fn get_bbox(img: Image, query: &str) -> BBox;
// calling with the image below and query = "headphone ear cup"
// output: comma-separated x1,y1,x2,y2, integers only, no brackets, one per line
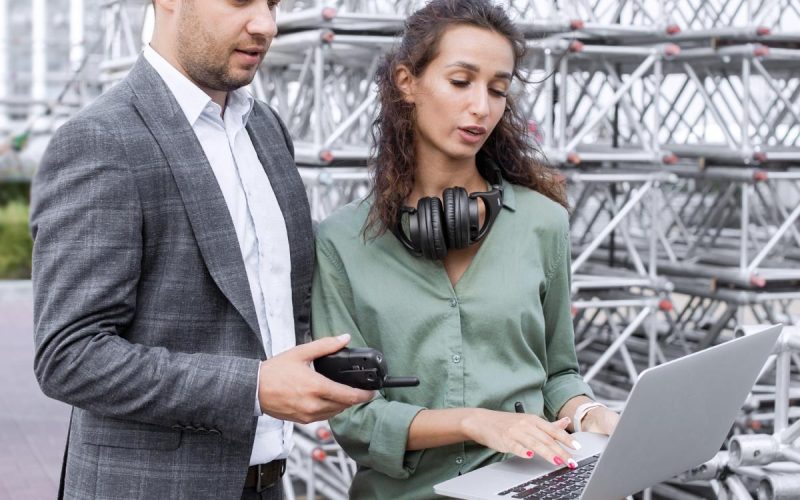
444,187,471,250
418,197,447,260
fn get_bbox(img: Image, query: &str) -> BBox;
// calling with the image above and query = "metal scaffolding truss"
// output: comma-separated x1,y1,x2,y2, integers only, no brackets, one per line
275,0,598,38
298,167,371,221
573,292,674,401
277,0,800,36
565,170,676,403
276,0,577,32
665,47,800,164
522,41,680,166
667,278,800,350
566,170,676,292
285,422,355,500
260,37,800,168
656,167,800,287
255,31,393,165
667,0,800,35
98,0,147,88
82,2,800,170
523,41,800,166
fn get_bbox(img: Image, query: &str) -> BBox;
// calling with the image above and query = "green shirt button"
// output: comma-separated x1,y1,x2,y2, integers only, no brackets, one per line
452,354,461,363
455,456,464,465
449,298,458,307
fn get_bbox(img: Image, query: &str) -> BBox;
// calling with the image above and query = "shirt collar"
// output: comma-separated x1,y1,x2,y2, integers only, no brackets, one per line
500,178,516,211
142,45,255,127
226,86,256,127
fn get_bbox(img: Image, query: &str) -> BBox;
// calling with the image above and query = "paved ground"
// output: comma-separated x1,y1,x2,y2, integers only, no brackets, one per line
0,280,70,499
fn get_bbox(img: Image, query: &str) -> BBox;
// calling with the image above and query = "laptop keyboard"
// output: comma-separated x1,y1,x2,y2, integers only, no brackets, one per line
497,454,599,499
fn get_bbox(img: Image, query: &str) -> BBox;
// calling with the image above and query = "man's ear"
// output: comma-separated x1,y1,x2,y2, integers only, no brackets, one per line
395,64,416,104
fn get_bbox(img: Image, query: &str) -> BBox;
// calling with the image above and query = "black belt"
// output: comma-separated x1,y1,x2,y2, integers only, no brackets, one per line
244,459,286,493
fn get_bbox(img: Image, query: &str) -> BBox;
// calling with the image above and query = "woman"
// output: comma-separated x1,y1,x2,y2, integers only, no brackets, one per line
311,0,620,497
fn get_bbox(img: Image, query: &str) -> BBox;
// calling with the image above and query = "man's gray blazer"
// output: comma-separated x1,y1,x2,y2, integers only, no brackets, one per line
30,57,314,499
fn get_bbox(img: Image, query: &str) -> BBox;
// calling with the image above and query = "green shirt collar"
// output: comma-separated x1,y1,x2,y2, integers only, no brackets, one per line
500,178,517,212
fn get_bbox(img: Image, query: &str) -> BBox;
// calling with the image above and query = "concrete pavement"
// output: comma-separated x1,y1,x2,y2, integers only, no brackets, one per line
0,280,70,499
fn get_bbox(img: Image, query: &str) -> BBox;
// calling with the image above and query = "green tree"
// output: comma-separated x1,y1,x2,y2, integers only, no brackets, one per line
0,201,33,279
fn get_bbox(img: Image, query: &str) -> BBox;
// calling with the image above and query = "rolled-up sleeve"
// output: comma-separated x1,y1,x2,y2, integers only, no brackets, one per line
541,220,594,421
312,235,426,478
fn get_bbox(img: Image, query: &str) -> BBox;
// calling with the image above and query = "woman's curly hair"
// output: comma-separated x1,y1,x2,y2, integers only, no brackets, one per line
364,0,567,238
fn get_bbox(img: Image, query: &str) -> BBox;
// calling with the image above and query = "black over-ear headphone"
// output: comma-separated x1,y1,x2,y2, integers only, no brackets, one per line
393,161,504,260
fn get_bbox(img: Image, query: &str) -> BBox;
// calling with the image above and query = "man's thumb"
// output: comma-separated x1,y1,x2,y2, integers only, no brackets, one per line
296,334,350,361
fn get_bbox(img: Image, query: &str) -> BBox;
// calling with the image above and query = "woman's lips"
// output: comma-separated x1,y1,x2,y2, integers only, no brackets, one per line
458,126,486,144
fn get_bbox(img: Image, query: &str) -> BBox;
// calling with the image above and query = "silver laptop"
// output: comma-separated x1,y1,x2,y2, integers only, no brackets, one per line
434,324,783,500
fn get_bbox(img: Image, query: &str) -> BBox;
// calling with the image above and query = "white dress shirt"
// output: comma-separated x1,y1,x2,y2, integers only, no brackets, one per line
143,46,296,465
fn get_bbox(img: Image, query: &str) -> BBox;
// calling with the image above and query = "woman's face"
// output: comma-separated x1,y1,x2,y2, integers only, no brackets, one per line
399,25,515,164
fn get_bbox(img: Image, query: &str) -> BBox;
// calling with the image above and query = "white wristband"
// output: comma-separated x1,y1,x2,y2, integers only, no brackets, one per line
573,402,606,432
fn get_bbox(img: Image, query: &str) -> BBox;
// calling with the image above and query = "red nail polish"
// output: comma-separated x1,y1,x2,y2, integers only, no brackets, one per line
526,451,533,458
568,461,576,470
553,456,564,466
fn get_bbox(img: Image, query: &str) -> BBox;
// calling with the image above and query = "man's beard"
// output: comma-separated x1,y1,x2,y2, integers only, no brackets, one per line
175,5,255,92
182,49,252,92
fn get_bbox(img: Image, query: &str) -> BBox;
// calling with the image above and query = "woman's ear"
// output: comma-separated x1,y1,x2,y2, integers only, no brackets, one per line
394,64,416,104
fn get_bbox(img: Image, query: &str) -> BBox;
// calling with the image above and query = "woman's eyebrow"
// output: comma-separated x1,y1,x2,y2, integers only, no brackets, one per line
445,61,512,80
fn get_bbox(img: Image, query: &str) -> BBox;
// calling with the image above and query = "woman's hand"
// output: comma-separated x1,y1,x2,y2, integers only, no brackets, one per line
462,409,582,469
579,407,620,436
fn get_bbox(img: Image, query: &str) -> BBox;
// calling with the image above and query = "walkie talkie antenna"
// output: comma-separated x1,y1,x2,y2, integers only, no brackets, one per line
383,376,420,388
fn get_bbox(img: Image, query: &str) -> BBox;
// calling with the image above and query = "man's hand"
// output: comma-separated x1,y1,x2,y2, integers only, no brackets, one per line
258,334,374,424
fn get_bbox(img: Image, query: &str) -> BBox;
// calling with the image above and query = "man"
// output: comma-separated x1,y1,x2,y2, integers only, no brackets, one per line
30,0,373,498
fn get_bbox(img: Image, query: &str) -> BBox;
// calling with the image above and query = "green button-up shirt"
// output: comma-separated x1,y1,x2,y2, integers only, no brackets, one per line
311,181,593,499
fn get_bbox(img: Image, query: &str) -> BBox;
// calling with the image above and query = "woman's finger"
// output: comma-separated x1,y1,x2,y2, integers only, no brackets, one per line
540,417,581,451
507,438,536,460
521,426,576,470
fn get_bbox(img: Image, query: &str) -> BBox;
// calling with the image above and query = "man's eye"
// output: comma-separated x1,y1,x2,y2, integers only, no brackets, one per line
450,80,469,87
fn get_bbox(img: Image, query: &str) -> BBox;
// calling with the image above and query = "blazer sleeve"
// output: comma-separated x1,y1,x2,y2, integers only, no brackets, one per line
30,116,260,444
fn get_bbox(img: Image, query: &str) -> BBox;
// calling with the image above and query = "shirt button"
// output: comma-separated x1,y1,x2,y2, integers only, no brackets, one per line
452,354,461,363
449,298,458,307
455,456,464,465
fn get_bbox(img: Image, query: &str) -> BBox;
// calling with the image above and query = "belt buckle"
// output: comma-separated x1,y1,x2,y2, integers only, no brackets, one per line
255,460,285,493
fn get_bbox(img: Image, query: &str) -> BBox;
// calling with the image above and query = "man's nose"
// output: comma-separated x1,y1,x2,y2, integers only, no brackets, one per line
247,3,278,39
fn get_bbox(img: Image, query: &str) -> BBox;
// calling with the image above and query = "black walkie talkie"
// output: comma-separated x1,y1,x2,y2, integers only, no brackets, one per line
314,347,420,390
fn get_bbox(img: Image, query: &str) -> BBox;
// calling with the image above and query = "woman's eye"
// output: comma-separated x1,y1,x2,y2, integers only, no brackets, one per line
491,89,508,98
450,80,469,87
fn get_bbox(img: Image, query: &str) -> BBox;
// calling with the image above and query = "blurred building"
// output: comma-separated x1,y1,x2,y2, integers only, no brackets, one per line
0,0,147,177
1,0,106,124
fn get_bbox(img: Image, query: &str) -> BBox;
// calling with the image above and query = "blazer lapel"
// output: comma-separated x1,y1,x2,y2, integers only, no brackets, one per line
125,58,262,341
246,106,315,345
